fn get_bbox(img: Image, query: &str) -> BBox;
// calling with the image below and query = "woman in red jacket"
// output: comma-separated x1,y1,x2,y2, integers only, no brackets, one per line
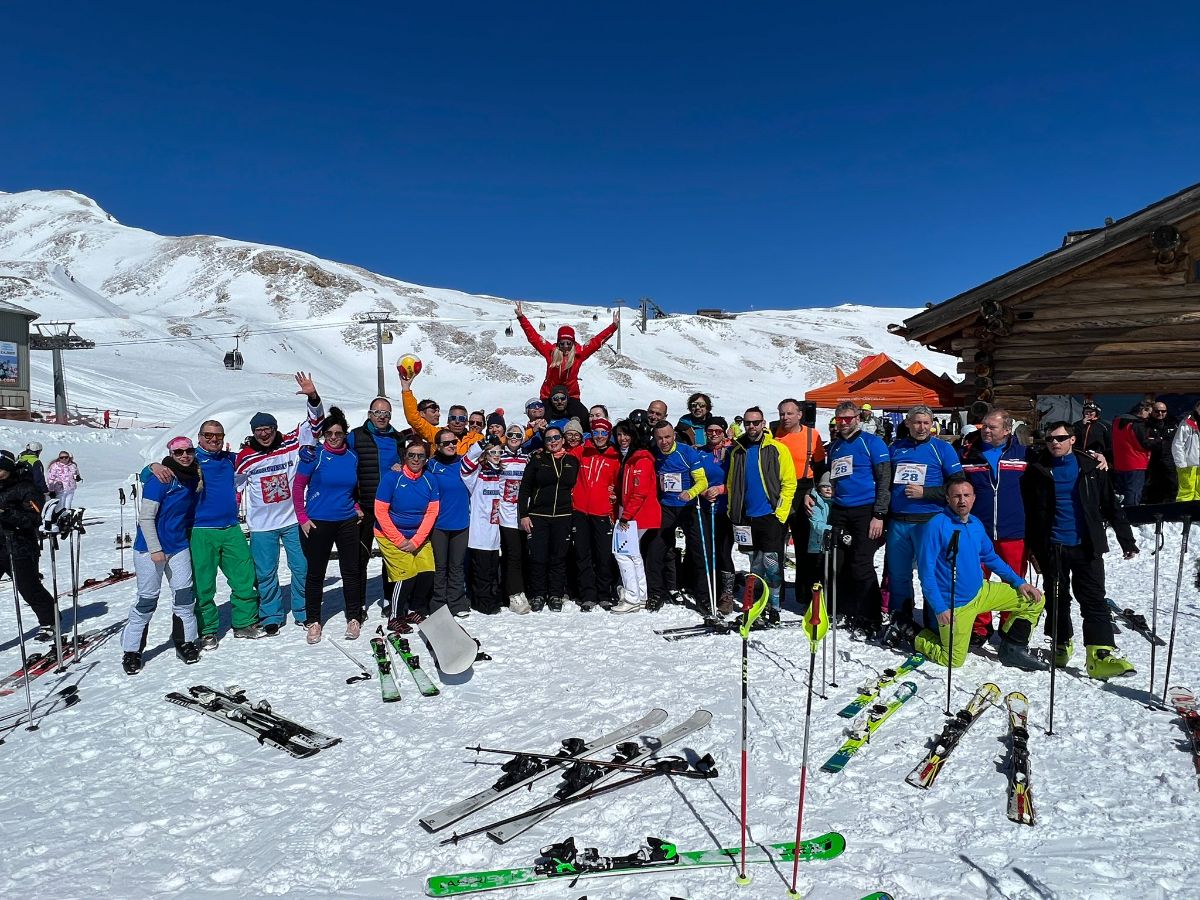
610,419,662,613
515,301,617,401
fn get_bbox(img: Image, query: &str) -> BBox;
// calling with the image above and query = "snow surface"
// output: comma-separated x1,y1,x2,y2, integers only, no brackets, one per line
0,191,1198,899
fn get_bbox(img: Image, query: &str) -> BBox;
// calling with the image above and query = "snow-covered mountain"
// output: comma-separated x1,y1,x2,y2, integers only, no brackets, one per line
0,189,954,430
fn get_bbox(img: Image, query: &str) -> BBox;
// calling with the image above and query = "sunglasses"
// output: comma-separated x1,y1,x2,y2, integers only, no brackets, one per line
200,431,224,439
545,435,564,442
1046,434,1073,443
526,404,544,410
369,409,391,418
592,429,610,437
325,430,346,438
448,415,467,423
835,415,858,423
507,431,525,438
405,452,427,460
690,401,708,408
470,421,485,428
744,419,765,426
172,448,195,457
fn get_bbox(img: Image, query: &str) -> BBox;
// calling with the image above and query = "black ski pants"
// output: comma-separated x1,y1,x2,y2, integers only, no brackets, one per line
528,515,572,601
828,503,883,629
301,517,363,625
784,485,815,600
390,570,434,619
470,548,503,614
431,527,469,615
499,525,526,599
1044,542,1113,647
572,511,616,606
648,504,711,608
356,506,394,614
0,549,56,628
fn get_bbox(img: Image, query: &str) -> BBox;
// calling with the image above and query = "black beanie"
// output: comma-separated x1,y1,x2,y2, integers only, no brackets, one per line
486,411,506,430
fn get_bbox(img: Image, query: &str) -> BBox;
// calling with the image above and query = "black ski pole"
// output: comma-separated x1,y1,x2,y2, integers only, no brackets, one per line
1046,543,1062,737
944,527,960,717
4,533,38,731
829,527,840,689
1158,516,1191,706
70,510,84,659
117,487,126,572
1147,513,1164,703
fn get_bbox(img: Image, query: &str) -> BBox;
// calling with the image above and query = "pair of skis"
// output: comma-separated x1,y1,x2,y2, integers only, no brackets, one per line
654,617,809,641
164,685,341,758
904,684,1035,825
370,629,440,702
423,832,846,896
822,682,918,773
836,653,926,718
423,709,712,844
1106,598,1166,646
0,622,122,697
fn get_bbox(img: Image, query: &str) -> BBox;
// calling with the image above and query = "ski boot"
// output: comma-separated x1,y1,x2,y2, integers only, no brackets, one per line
547,596,565,612
198,633,219,651
1086,645,1136,680
998,636,1049,671
122,651,144,675
1053,639,1074,668
233,624,266,640
262,624,281,637
527,595,546,613
578,598,597,612
175,642,201,665
764,606,781,627
34,625,55,643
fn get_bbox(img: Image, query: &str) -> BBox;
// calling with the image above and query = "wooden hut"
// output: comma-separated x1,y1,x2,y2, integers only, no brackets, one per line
891,182,1200,421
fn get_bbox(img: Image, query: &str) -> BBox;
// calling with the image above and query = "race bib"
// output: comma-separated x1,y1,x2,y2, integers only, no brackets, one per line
893,462,928,486
830,455,854,479
733,524,752,547
259,473,291,504
660,471,683,493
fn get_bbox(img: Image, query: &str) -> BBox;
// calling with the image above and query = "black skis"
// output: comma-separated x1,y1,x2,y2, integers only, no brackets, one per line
165,687,341,757
1106,598,1166,646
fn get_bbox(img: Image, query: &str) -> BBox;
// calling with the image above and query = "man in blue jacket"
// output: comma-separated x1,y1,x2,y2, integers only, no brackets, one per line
810,401,891,637
882,405,962,642
648,419,710,612
914,480,1046,670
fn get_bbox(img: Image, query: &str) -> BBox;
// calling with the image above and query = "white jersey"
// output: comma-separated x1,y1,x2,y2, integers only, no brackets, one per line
234,401,324,532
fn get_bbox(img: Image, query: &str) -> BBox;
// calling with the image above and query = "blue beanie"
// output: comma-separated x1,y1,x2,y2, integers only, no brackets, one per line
250,412,278,430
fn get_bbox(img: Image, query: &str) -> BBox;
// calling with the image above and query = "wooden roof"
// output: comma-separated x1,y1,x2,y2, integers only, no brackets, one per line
895,181,1200,346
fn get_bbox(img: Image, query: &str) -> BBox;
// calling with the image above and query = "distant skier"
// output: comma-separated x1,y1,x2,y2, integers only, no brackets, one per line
515,301,617,401
17,442,49,498
47,451,82,509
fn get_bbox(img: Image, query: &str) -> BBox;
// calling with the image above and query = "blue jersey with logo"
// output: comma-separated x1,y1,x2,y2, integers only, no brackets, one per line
889,437,963,517
827,430,891,508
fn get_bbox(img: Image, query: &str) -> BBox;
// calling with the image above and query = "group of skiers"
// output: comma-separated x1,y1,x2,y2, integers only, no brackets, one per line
1073,398,1200,506
0,310,1170,684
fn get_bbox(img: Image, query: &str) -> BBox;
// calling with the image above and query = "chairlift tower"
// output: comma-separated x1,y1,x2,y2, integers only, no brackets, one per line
29,321,95,423
355,311,398,397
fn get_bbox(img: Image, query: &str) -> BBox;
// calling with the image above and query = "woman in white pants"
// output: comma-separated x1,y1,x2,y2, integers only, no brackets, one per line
610,421,662,613
121,436,202,674
47,451,82,509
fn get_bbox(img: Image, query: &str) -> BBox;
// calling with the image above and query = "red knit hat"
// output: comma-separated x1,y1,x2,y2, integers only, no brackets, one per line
557,325,576,343
591,417,612,432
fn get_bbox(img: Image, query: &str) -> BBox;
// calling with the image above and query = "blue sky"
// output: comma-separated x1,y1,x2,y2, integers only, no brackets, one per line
4,3,1198,312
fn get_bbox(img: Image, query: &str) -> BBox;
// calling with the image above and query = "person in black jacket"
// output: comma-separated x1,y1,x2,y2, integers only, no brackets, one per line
518,426,580,611
0,456,58,641
348,397,405,616
1020,421,1138,680
1073,403,1112,463
1144,399,1179,504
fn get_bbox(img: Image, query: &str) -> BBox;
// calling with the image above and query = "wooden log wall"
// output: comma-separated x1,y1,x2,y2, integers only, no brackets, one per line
946,214,1200,404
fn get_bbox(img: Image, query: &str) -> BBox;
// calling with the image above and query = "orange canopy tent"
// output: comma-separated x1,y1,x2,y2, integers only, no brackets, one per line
804,354,959,410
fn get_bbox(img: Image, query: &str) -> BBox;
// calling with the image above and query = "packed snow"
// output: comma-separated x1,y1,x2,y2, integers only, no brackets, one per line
0,191,1198,900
